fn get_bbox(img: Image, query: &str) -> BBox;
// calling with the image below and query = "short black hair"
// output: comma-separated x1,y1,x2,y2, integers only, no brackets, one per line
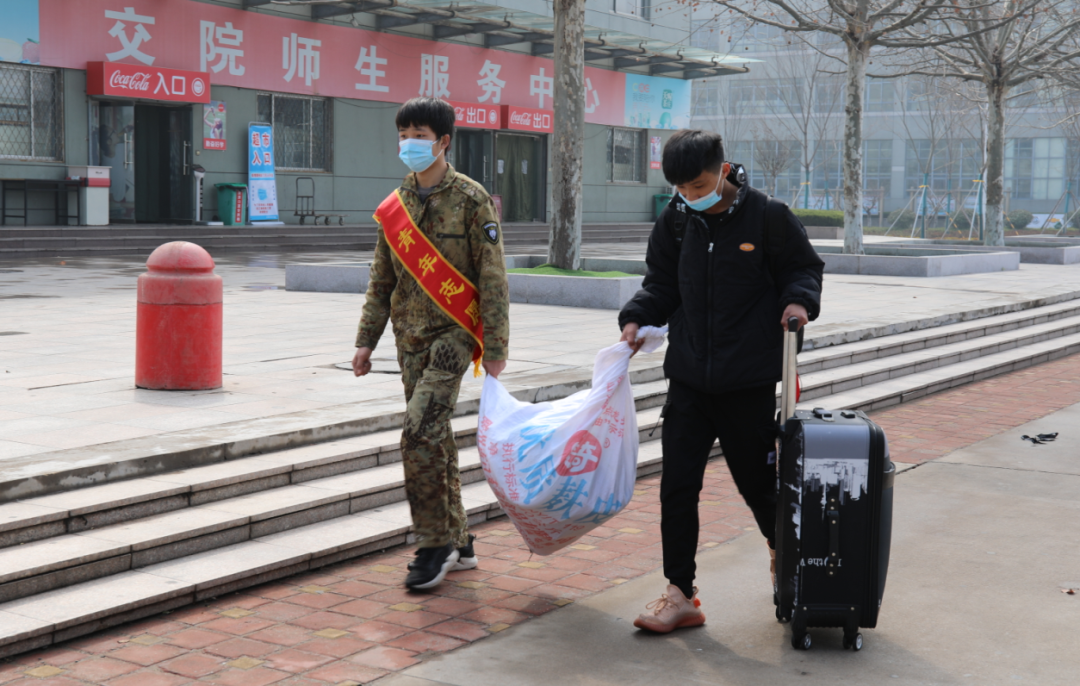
662,129,725,185
396,97,455,142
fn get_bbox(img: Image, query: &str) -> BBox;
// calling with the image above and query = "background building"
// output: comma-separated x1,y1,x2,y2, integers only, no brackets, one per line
0,0,748,228
687,11,1080,230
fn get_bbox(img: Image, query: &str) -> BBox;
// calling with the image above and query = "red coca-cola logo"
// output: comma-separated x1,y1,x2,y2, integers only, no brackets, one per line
556,430,603,477
108,71,151,91
509,111,533,126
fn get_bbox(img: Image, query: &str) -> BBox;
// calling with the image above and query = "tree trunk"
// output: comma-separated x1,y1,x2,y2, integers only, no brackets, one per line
983,81,1007,246
548,0,585,270
842,39,868,255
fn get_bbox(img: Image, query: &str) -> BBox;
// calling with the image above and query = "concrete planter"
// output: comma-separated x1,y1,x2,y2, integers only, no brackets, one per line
506,255,644,309
803,225,844,240
817,246,1019,277
900,239,1080,265
285,262,370,293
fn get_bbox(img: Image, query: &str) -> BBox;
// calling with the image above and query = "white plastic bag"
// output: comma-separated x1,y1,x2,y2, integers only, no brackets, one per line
476,326,667,555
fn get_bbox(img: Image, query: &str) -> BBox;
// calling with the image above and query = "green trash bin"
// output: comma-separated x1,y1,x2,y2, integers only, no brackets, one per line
216,183,248,225
654,193,674,220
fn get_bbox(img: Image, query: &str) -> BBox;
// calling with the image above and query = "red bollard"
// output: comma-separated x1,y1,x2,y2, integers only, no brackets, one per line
135,241,223,390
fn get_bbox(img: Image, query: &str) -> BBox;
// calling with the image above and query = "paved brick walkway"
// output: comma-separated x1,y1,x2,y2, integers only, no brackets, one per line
3,351,1080,686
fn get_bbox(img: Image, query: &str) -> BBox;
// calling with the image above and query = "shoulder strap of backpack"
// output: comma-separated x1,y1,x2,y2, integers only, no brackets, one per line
671,200,688,243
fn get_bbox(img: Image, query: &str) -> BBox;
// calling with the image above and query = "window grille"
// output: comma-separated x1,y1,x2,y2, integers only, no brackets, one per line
608,127,645,183
256,92,331,171
0,64,63,161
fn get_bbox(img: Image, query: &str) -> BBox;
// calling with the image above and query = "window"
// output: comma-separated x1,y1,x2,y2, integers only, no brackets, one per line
728,79,801,115
691,19,720,51
731,21,783,52
813,80,843,114
730,140,801,196
0,64,63,160
1006,137,1065,199
815,140,891,192
865,78,895,113
614,0,650,20
257,93,331,171
906,139,983,194
692,81,720,117
608,127,645,182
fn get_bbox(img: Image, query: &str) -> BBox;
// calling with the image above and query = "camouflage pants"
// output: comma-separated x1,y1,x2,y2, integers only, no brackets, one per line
398,331,474,550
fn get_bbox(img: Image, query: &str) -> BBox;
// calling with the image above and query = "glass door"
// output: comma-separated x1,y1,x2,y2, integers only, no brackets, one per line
95,102,136,223
452,130,493,193
495,133,546,222
165,107,193,223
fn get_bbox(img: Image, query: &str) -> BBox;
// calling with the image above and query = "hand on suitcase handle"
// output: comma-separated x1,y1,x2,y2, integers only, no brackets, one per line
781,303,808,332
787,317,800,334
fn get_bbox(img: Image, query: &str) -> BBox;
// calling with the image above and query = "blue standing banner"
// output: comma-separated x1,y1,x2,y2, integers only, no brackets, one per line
247,123,279,222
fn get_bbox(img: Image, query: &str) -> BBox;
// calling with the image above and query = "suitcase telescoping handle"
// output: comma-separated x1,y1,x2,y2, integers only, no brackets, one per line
780,316,800,427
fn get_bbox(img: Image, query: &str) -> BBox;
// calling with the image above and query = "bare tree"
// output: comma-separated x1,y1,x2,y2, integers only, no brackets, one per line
712,1,1010,254
548,0,585,269
763,40,844,209
751,123,801,196
911,1,1080,245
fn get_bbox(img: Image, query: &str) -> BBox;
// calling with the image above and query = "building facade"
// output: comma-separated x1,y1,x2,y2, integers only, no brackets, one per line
0,0,744,227
687,15,1080,228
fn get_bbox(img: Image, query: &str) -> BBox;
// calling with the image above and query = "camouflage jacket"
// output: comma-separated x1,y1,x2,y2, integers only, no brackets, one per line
356,166,510,360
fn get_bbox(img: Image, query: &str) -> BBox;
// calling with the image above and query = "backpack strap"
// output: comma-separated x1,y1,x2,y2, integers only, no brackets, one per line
671,200,688,243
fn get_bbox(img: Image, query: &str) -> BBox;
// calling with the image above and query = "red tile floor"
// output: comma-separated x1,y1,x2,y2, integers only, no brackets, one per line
4,351,1080,685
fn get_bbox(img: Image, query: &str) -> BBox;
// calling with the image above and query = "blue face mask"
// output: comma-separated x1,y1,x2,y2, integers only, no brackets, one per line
679,176,723,213
399,138,444,173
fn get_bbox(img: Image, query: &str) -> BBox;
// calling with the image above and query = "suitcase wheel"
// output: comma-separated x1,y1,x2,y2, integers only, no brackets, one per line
843,633,864,651
792,632,812,650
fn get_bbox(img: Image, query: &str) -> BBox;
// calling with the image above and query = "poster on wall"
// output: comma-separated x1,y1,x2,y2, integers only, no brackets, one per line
203,101,227,150
625,74,690,130
248,123,279,222
0,0,39,64
650,136,662,170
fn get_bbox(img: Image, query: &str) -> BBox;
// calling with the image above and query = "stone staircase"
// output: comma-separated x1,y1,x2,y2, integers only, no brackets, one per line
2,296,1080,657
0,223,653,260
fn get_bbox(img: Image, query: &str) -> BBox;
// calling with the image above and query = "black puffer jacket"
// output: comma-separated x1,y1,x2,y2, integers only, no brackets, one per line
619,185,824,394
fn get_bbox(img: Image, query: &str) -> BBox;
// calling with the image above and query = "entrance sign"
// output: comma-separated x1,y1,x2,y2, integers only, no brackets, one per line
86,62,210,104
502,105,553,134
203,101,226,150
247,123,279,221
448,99,501,130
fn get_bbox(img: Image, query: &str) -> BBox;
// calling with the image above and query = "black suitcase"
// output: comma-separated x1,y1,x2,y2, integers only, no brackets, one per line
773,317,895,651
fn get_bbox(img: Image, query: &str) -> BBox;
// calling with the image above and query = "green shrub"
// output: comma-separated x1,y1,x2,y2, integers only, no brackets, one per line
1006,209,1034,231
886,208,918,229
792,209,844,227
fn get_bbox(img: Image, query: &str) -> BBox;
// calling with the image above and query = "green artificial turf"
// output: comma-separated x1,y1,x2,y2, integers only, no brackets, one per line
507,263,636,278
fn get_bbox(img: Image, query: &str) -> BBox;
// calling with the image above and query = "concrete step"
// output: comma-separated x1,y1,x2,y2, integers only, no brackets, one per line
806,330,1080,413
797,314,1080,401
0,383,667,552
0,438,681,659
798,298,1080,373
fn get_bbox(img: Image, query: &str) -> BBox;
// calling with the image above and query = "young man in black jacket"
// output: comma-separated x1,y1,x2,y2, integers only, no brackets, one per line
619,130,824,633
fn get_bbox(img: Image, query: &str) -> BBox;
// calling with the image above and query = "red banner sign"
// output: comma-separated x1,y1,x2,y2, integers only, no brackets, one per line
41,0,625,126
86,61,210,104
502,105,554,134
448,100,502,130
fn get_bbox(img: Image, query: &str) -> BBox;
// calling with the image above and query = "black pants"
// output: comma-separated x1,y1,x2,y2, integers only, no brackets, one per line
660,380,778,593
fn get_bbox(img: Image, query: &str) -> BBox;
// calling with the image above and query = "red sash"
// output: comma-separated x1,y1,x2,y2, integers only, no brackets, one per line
375,189,485,376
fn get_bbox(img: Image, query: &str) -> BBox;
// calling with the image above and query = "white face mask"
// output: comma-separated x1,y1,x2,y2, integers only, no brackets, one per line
679,176,724,212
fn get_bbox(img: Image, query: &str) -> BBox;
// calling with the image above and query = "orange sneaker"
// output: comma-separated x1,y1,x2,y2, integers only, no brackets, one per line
633,585,706,633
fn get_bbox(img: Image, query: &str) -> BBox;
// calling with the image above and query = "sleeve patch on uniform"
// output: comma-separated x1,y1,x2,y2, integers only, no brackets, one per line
483,222,500,244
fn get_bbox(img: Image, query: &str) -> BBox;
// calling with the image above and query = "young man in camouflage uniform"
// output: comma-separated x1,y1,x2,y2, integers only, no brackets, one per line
353,97,510,590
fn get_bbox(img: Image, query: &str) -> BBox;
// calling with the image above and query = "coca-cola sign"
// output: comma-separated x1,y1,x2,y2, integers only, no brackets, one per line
501,105,553,134
87,62,211,104
108,71,152,92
